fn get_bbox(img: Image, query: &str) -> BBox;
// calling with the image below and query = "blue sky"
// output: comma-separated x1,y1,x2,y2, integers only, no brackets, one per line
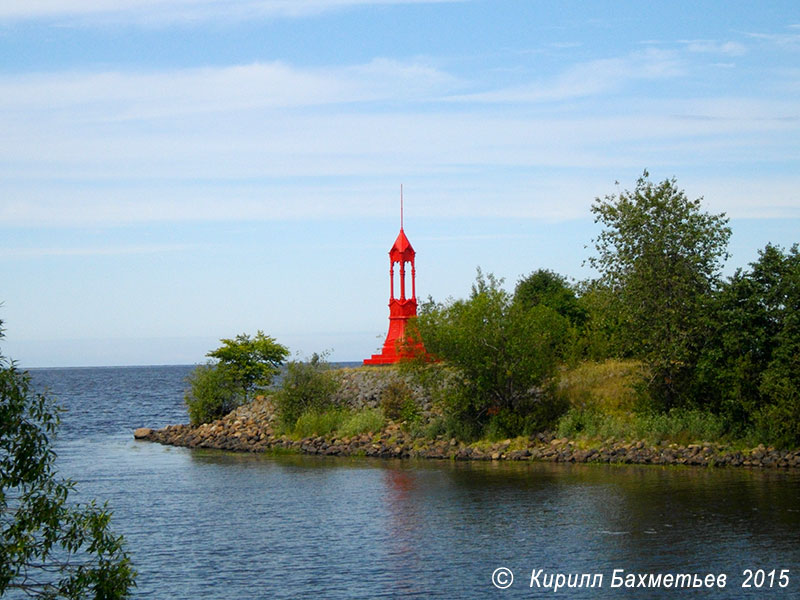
1,0,798,367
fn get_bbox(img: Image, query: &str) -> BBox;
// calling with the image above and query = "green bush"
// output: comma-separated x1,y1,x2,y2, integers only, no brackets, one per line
185,363,245,425
380,380,419,423
293,409,347,438
290,407,385,439
274,353,339,430
412,270,571,439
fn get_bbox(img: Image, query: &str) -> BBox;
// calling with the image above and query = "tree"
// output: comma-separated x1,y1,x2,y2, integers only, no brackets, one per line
588,172,731,409
413,270,570,439
694,244,800,445
185,331,289,425
692,244,788,421
205,331,289,400
514,269,586,328
0,322,135,598
756,244,800,446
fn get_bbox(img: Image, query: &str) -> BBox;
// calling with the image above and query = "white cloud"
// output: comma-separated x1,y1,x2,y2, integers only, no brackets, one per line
0,59,457,121
746,29,800,50
682,40,747,56
0,56,798,227
449,48,683,103
0,243,196,259
0,0,462,23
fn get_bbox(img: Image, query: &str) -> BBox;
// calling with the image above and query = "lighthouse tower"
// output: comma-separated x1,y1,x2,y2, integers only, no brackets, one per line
364,191,425,365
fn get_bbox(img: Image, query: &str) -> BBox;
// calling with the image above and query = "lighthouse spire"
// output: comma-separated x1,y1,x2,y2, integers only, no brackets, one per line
400,183,404,230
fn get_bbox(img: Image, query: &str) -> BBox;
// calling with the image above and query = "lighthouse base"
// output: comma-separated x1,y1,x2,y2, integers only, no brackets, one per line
363,301,425,365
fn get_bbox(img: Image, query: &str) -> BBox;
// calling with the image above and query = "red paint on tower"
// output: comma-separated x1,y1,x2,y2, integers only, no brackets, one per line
363,223,426,365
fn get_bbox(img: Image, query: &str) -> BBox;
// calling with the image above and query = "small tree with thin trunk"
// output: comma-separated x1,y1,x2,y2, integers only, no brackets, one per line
588,171,731,409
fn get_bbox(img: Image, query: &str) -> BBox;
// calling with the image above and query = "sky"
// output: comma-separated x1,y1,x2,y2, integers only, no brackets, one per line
1,0,799,367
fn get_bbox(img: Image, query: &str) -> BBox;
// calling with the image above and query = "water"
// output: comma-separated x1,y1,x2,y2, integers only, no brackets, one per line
21,366,800,599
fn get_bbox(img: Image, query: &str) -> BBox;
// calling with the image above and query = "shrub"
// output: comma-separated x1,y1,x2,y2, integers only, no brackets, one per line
412,270,571,439
293,409,347,438
185,363,244,425
380,380,419,422
274,353,339,430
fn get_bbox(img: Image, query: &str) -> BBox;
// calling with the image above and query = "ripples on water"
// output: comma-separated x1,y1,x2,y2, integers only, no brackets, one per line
23,366,800,599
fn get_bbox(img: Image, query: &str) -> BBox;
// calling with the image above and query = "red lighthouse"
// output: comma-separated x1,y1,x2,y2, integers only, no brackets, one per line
364,193,425,365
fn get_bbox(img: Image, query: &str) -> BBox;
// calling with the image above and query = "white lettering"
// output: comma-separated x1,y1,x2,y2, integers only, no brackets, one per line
552,574,566,592
611,569,624,588
529,569,542,588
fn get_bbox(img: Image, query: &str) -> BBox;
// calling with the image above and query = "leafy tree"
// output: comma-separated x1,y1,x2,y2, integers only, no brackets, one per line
206,331,289,400
413,270,570,439
692,245,786,420
588,172,731,409
514,269,586,327
0,322,135,598
757,247,800,447
185,331,289,425
694,244,800,445
573,281,628,361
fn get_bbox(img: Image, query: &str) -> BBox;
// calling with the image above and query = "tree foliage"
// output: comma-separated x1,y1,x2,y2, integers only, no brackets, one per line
694,244,800,445
588,171,731,409
0,324,135,598
413,270,570,439
184,363,244,426
514,269,586,328
206,331,289,400
185,331,289,425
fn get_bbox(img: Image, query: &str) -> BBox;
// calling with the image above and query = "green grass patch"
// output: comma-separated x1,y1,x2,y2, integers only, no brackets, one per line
339,408,385,437
293,409,347,438
556,407,728,445
290,407,385,439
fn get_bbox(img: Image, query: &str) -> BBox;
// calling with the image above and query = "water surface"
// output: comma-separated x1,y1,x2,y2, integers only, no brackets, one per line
27,366,800,599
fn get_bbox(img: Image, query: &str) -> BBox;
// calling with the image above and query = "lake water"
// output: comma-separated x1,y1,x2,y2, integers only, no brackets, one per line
25,365,800,599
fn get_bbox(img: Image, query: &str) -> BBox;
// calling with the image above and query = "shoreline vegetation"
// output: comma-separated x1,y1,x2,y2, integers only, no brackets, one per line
135,365,800,469
141,173,800,467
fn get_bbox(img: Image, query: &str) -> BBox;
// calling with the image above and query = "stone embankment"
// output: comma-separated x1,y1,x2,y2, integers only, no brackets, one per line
134,396,800,469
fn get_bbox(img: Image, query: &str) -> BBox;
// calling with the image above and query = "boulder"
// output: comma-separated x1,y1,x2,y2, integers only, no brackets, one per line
133,427,153,439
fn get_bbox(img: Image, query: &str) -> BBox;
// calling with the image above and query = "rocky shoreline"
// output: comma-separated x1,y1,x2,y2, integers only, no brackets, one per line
134,395,800,469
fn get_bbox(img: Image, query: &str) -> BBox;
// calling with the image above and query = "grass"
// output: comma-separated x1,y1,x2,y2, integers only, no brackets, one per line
555,359,643,413
290,407,386,439
554,359,731,446
339,409,385,438
293,409,347,438
556,407,728,446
